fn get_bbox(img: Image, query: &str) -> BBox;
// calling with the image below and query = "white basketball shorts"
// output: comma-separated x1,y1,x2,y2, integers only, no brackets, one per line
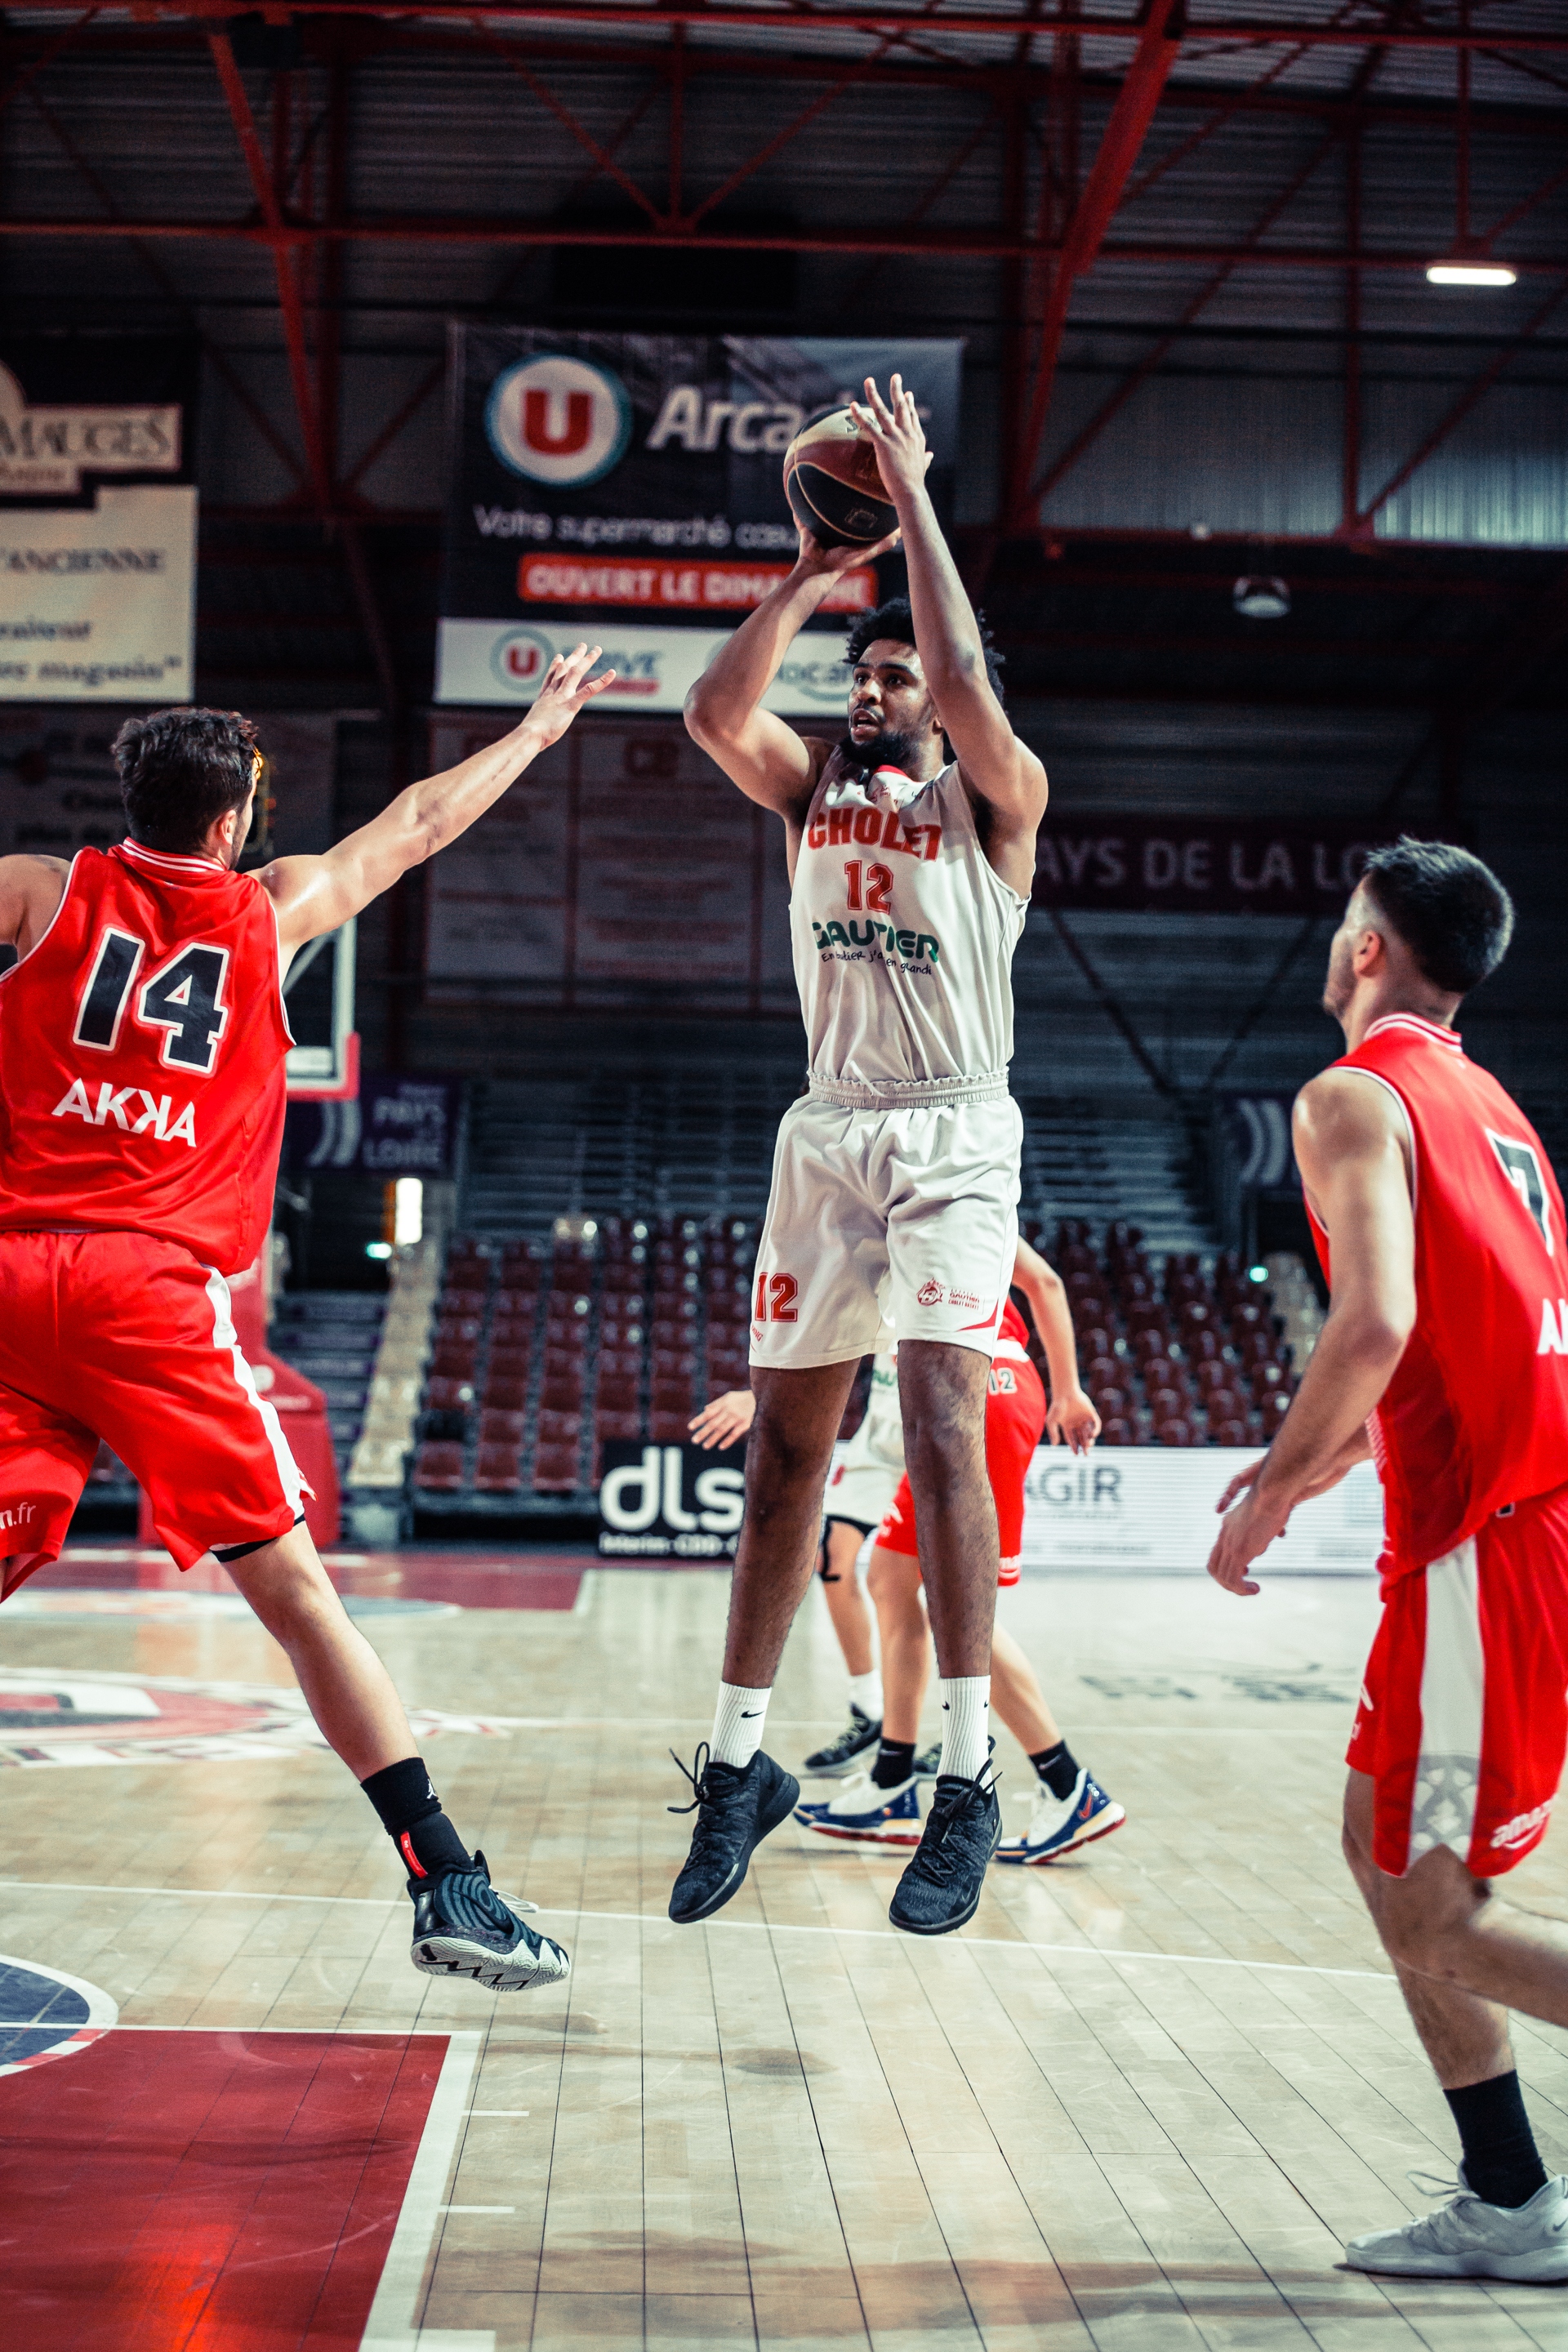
749,1089,1022,1372
823,1458,903,1532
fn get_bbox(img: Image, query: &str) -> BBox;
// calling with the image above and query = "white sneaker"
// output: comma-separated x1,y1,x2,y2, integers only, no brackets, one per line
1345,2167,1568,2281
994,1770,1125,1864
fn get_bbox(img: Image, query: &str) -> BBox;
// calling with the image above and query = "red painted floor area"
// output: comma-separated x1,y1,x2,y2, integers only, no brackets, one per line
39,1548,589,1610
2,2029,445,2351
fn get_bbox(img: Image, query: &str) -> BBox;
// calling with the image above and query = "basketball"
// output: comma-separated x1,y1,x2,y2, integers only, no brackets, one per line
782,406,898,547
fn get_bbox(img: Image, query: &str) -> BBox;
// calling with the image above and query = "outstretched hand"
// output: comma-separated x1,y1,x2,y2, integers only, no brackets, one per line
848,373,934,505
688,1389,756,1451
523,644,615,748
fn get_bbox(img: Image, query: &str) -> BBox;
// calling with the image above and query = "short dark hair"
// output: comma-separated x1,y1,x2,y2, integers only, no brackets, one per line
112,706,258,855
1358,836,1514,996
844,597,1005,703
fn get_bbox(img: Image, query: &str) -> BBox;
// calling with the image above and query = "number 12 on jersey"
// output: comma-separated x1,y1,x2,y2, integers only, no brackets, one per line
844,862,893,914
755,1272,799,1323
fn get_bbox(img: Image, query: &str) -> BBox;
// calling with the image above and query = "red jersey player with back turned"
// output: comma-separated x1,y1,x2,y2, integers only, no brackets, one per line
0,649,611,1993
1207,839,1568,2284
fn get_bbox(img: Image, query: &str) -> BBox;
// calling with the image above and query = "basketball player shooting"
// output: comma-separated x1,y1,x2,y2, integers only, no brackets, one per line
0,647,611,1993
1206,841,1568,2281
673,373,1049,1937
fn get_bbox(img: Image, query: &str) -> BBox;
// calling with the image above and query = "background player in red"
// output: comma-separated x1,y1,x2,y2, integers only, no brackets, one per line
796,1240,1123,1886
0,648,611,1993
1208,839,1568,2283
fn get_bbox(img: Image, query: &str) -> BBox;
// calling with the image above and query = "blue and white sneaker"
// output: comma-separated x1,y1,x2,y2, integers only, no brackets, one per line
795,1769,924,1847
994,1770,1125,1865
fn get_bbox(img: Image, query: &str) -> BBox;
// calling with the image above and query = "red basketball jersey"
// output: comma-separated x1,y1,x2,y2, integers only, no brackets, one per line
1308,1011,1568,1575
0,840,292,1276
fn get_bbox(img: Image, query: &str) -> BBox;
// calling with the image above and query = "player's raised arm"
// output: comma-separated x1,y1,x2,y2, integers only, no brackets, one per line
258,644,613,955
849,376,1046,848
1207,1068,1416,1595
684,523,897,826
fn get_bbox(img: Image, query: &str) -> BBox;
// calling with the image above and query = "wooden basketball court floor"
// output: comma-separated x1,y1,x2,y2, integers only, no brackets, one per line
7,1552,1568,2352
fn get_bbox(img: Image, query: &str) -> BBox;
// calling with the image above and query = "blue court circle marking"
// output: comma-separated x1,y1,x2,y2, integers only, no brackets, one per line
0,1953,118,2078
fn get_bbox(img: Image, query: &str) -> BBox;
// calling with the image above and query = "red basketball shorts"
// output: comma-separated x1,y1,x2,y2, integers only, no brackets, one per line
1347,1481,1568,1879
0,1230,306,1597
875,1356,1045,1585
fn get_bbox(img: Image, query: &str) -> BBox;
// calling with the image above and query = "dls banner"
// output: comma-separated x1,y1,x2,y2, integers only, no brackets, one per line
1018,1447,1383,1575
598,1441,747,1560
437,330,963,712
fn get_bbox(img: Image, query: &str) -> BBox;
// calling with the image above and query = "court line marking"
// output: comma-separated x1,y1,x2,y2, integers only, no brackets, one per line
359,2028,481,2352
0,1878,1392,1981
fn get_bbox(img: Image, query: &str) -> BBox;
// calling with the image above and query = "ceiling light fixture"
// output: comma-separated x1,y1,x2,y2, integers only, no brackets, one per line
1233,576,1290,621
1427,260,1517,287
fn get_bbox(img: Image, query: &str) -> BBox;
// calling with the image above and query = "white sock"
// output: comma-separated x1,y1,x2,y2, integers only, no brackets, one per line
847,1669,883,1720
710,1682,771,1770
938,1676,991,1782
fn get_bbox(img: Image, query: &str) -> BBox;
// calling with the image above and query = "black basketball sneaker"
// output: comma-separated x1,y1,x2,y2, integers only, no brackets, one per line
668,1745,800,1924
801,1704,882,1778
887,1766,1002,1936
410,1851,571,1991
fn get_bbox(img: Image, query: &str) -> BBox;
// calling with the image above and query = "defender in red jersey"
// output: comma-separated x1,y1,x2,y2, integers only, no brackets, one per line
796,1245,1124,1876
1207,840,1568,2280
0,649,612,1993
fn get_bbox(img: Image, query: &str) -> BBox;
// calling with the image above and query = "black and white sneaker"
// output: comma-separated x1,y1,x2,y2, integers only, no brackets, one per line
912,1743,942,1780
410,1851,570,1991
668,1744,800,1923
801,1705,882,1777
888,1768,1001,1936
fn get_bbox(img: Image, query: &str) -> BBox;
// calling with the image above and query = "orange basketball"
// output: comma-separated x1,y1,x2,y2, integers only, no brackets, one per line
782,407,898,548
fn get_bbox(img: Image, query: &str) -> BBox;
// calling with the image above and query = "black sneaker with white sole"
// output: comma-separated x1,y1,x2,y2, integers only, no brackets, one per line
802,1705,882,1777
410,1850,570,1992
888,1768,1001,1936
668,1744,800,1923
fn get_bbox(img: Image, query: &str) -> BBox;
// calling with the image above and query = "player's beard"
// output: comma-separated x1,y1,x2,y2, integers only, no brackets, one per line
840,722,927,777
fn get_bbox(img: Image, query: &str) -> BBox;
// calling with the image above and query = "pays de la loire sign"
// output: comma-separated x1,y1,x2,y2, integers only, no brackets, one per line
0,363,181,497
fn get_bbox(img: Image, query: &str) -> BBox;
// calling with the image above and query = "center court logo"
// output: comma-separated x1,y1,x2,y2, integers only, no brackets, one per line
485,355,632,488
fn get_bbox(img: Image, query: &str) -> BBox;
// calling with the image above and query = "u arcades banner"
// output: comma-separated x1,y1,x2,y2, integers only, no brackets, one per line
437,329,964,713
1032,819,1385,916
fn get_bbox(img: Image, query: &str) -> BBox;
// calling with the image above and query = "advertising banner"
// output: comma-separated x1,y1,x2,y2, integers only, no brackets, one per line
421,712,795,1009
1018,1447,1382,1575
598,1440,747,1560
1033,819,1383,916
287,1076,461,1174
0,486,197,704
438,329,964,712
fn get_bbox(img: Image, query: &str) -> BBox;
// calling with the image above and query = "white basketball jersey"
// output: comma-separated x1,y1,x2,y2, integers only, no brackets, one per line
835,1353,903,1477
792,755,1028,1102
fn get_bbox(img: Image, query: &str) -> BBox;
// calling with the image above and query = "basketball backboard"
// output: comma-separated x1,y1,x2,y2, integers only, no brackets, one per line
283,915,359,1099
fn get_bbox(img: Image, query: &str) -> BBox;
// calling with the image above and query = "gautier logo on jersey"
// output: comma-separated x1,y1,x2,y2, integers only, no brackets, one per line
51,1076,196,1147
485,356,633,488
813,918,942,966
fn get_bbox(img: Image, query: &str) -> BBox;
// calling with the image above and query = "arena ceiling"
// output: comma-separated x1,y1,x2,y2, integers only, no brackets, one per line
2,0,1566,746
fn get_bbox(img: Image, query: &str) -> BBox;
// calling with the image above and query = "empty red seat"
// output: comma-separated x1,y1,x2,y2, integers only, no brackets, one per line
599,1346,644,1377
539,1375,583,1412
479,1406,526,1441
537,1405,581,1441
532,1444,580,1490
474,1444,523,1492
490,1316,535,1348
482,1376,527,1412
1100,1417,1133,1445
1156,1418,1194,1448
648,1411,690,1444
1213,1419,1250,1446
597,1371,639,1409
488,1346,531,1380
424,1376,473,1411
431,1341,479,1378
414,1441,466,1490
434,1315,483,1345
595,1410,642,1441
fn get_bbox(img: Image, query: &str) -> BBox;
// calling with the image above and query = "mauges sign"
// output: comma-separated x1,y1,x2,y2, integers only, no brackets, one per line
0,363,181,498
1033,820,1383,915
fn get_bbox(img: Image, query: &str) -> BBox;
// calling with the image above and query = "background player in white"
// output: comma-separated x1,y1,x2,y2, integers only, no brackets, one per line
671,376,1049,1937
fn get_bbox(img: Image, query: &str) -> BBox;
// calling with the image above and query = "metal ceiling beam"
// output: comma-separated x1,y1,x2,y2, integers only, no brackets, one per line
6,216,1566,272
1012,0,1200,527
11,20,1568,136
8,1,1568,48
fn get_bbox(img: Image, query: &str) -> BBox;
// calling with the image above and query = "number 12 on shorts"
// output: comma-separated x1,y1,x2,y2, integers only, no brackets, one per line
755,1272,799,1323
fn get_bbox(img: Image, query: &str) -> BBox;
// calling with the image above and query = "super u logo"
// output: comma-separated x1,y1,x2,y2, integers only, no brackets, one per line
485,355,632,488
